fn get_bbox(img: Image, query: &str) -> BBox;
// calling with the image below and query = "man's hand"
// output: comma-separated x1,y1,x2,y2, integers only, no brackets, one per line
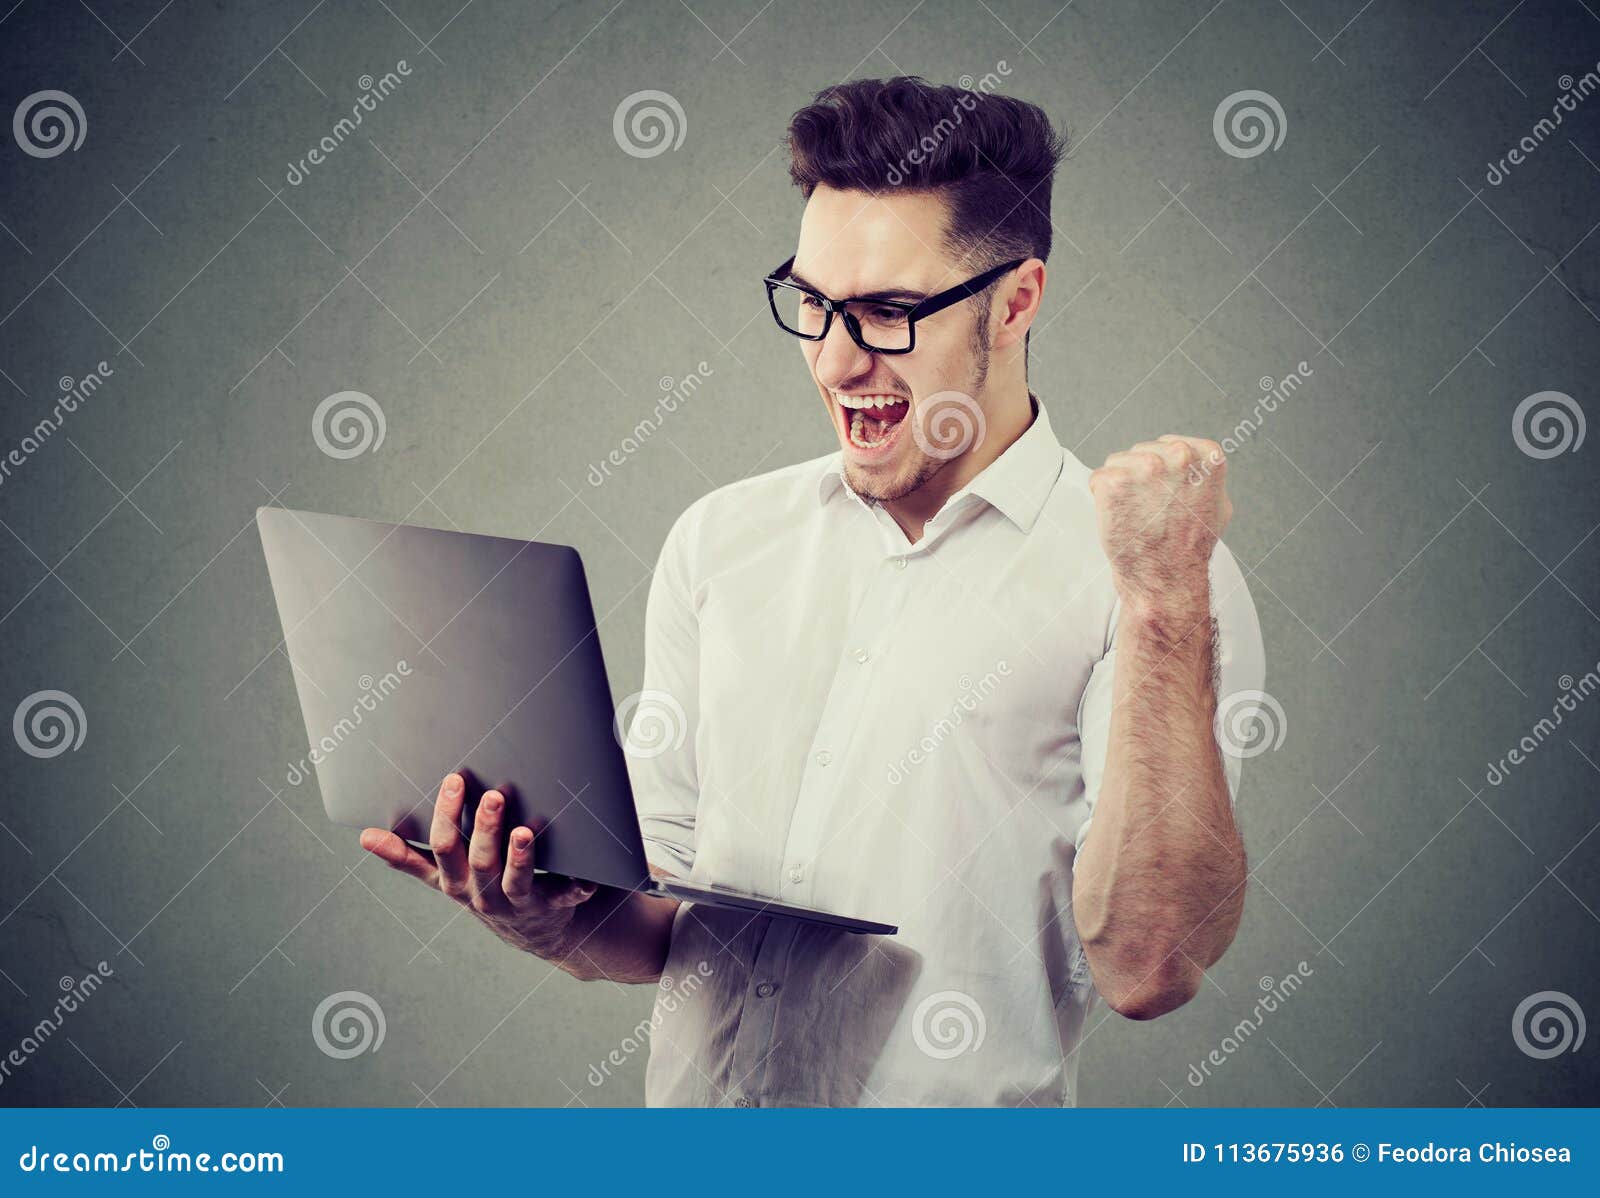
1088,435,1231,619
360,772,597,961
1075,433,1245,1019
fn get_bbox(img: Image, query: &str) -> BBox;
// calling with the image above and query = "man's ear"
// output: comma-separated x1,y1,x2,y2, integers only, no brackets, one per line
994,258,1046,351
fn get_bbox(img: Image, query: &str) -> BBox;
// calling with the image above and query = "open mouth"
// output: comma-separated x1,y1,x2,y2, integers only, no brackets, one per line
836,393,912,452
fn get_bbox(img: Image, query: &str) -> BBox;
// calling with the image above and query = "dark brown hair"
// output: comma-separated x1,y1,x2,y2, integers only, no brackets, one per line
785,76,1067,271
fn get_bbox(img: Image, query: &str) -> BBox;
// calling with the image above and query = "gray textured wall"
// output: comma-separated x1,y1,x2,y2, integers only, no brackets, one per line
1,0,1597,1108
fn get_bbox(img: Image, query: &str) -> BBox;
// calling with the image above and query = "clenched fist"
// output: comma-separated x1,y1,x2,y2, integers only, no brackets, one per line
1088,435,1232,617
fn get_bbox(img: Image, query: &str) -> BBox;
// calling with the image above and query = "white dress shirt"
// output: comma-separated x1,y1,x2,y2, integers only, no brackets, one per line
625,396,1265,1107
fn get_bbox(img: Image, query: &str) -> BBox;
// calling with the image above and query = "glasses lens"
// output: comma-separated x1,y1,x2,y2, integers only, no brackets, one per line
843,300,912,351
770,285,914,350
772,286,829,339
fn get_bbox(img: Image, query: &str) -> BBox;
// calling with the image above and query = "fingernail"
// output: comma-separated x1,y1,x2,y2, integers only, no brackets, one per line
483,792,502,814
512,832,531,853
445,774,462,796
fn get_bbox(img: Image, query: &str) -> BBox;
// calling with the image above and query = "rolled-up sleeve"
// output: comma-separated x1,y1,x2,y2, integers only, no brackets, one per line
626,504,703,877
1074,538,1266,854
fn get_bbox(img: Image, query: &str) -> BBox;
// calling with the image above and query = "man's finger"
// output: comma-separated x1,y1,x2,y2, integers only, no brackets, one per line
1131,438,1195,470
1160,433,1225,470
1102,449,1166,478
467,789,509,910
360,828,438,886
429,773,470,898
530,874,598,910
502,825,537,908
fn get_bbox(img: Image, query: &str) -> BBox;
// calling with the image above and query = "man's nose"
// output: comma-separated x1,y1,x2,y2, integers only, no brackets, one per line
813,313,874,391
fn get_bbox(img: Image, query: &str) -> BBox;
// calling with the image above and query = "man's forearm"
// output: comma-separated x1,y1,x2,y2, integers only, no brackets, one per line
1072,598,1246,1018
551,878,680,983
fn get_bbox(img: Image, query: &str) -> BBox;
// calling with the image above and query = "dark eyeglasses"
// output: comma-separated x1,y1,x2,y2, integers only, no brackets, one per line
763,256,1027,354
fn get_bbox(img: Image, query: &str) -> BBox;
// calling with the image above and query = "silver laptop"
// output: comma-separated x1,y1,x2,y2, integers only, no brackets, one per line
256,506,896,936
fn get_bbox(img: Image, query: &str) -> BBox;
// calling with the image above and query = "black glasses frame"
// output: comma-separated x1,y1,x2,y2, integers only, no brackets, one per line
762,256,1028,354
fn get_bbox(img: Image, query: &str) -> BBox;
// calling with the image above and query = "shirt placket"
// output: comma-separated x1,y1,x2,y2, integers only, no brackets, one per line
724,917,796,1107
778,510,917,909
722,510,918,1107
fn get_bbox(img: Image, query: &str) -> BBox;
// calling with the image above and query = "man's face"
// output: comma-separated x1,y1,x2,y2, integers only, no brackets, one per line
790,185,994,503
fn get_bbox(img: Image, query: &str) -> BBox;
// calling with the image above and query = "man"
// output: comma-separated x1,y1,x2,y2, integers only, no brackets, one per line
361,76,1265,1106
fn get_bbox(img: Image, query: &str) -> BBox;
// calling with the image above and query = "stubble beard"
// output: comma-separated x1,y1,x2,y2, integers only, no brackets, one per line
843,311,993,505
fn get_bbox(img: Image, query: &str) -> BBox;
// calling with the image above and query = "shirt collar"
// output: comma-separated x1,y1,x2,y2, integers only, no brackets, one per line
816,393,1064,534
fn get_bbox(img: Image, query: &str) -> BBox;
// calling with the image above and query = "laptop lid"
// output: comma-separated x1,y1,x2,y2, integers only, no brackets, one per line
256,507,652,892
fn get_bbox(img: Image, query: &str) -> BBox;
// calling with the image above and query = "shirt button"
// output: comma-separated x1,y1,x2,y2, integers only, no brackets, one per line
894,557,908,569
853,648,869,664
755,981,778,998
815,750,832,766
788,864,804,883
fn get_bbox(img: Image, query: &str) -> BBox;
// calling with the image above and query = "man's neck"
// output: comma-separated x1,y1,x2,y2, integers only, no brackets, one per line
883,382,1037,543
